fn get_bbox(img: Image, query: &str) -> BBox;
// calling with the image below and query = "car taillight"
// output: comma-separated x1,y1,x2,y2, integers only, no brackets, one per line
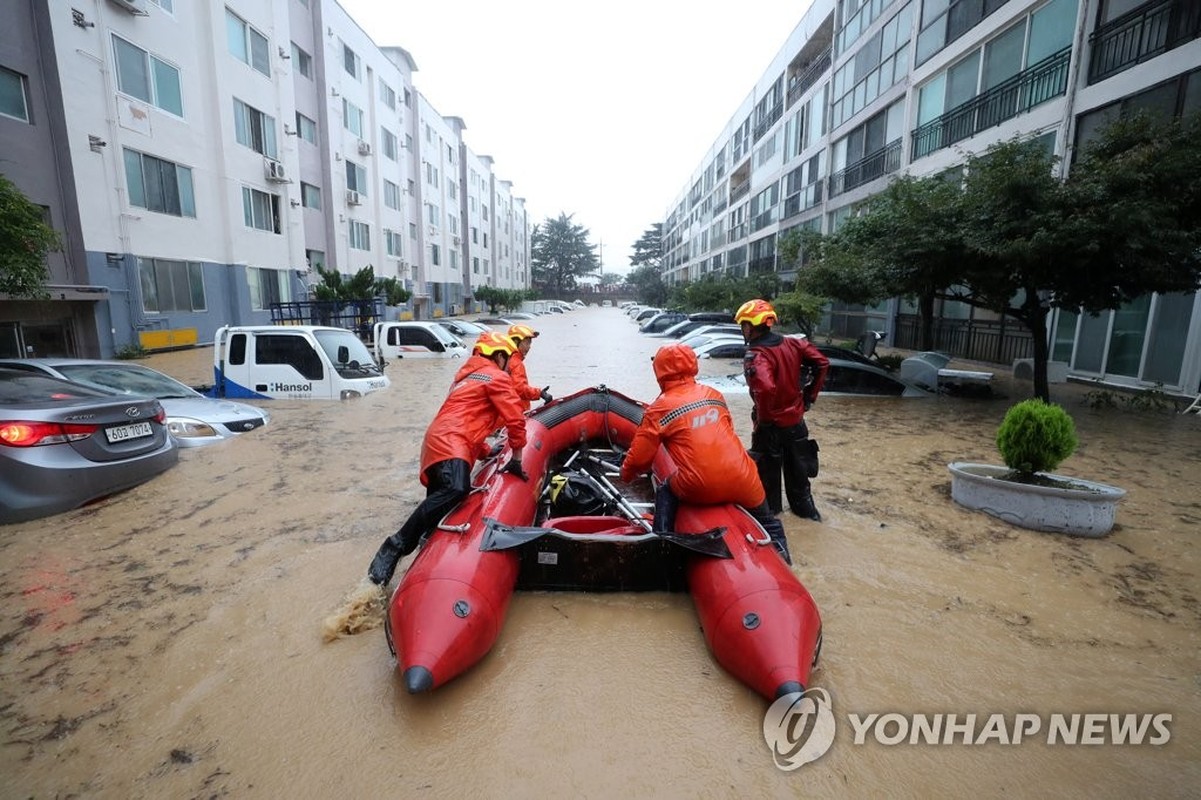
153,406,166,425
0,421,99,447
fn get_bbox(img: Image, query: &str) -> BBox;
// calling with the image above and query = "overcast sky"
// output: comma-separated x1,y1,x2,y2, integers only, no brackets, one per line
337,0,815,275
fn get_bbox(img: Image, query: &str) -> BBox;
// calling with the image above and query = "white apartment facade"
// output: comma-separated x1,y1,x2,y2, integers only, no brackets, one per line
0,0,531,357
663,0,1201,397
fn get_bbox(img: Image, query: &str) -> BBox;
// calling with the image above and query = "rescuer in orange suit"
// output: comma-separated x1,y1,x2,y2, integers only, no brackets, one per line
506,324,552,411
620,343,790,563
736,299,830,522
367,331,529,586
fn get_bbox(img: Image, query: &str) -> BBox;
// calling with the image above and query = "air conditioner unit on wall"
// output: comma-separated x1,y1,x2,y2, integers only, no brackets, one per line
357,140,372,156
346,190,363,205
108,0,149,15
264,159,288,182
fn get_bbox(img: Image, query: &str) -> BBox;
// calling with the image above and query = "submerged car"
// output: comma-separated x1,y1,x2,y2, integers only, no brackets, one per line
698,355,929,397
0,368,178,524
435,319,491,340
0,359,269,447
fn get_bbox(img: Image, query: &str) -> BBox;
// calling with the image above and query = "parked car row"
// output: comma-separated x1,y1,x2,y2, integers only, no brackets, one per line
0,357,273,524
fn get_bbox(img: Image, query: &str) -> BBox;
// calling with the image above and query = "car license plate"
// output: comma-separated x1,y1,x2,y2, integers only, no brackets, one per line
105,421,153,443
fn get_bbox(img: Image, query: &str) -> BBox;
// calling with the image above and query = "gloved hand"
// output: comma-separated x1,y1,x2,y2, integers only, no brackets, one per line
487,440,504,459
501,459,529,481
803,394,815,412
539,387,553,403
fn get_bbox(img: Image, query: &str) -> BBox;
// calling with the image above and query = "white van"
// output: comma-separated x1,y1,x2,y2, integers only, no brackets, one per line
208,325,389,400
372,321,468,364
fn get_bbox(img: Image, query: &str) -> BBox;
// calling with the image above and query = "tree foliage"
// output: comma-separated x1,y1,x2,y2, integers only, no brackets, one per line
312,264,410,306
0,174,60,298
630,223,663,270
474,285,529,313
796,112,1201,401
530,213,598,297
624,264,667,306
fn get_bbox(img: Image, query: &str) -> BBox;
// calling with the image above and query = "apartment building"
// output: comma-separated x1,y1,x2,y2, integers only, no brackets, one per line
0,0,530,358
662,0,1201,396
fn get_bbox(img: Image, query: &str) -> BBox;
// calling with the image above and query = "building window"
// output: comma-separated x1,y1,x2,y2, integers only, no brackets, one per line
343,44,360,79
225,8,269,77
138,258,205,313
379,80,396,109
233,99,277,158
381,128,398,160
342,99,364,136
409,223,417,239
345,160,367,194
123,148,196,217
427,203,439,225
917,0,1013,66
291,43,312,78
349,220,370,250
385,229,403,256
384,180,401,210
242,187,280,233
305,249,325,269
295,112,317,144
300,182,321,209
431,244,440,265
830,3,913,129
112,36,183,116
0,66,30,123
247,266,292,310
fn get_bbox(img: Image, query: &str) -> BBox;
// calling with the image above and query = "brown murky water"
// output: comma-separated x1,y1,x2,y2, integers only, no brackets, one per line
2,307,1198,798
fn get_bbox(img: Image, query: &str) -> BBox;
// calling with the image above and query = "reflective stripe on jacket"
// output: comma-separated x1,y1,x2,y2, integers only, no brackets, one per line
419,354,527,483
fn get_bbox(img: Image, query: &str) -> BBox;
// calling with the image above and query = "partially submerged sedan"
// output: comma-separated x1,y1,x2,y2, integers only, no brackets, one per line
0,369,178,524
0,359,269,447
699,354,929,397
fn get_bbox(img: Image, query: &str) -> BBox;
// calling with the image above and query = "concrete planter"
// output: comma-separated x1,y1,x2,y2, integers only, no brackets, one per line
947,462,1126,537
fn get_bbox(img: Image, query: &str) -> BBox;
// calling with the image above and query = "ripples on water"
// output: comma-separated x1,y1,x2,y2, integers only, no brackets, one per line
1,307,1198,798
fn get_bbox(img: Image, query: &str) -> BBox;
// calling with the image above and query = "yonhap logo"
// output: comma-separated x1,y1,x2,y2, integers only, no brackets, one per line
762,688,837,770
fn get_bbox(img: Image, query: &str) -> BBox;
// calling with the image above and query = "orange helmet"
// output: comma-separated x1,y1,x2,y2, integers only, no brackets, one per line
734,299,778,328
473,331,516,358
507,324,540,343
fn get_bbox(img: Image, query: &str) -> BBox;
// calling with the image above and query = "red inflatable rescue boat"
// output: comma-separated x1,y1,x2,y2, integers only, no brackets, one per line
385,386,822,700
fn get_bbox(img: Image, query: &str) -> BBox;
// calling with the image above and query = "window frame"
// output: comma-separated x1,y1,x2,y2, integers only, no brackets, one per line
225,8,270,77
112,35,183,117
0,65,30,123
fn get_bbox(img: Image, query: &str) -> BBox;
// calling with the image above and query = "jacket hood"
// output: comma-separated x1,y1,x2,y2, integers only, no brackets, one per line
653,344,698,389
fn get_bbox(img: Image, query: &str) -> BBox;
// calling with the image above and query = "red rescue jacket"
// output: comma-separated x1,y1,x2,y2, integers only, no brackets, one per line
419,354,527,484
621,344,765,508
743,332,830,428
507,349,543,411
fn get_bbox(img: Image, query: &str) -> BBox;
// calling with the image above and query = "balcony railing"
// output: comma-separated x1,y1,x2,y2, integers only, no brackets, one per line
1088,0,1201,83
748,255,777,274
911,47,1071,160
828,139,902,197
750,209,777,233
753,102,784,143
730,181,751,203
783,180,824,218
786,48,832,107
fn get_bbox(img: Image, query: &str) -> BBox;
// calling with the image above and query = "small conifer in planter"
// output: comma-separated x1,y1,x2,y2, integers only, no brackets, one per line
995,399,1079,484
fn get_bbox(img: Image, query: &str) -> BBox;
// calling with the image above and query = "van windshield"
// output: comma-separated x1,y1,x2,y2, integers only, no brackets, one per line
314,329,381,374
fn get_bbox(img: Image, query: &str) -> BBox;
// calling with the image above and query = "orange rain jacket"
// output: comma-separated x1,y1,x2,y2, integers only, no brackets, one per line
419,354,527,484
507,350,543,411
620,344,766,508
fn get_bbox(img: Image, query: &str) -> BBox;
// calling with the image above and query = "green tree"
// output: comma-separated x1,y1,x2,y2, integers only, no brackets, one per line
789,175,966,350
0,175,60,298
625,264,667,306
375,277,411,307
531,213,598,297
630,223,663,270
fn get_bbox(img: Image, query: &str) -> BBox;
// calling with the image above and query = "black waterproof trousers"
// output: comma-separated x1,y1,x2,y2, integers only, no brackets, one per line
367,458,472,586
750,421,820,521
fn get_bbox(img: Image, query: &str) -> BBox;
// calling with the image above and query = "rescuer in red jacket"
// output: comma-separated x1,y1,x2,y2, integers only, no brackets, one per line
736,299,830,522
367,331,529,586
621,342,790,562
507,324,552,411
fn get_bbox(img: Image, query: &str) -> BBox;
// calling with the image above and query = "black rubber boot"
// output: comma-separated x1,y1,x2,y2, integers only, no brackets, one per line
795,489,822,523
367,532,416,586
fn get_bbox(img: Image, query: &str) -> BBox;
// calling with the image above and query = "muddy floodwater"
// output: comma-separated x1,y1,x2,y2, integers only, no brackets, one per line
2,306,1199,798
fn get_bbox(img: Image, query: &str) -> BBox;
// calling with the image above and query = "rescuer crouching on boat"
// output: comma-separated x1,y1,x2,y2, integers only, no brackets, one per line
366,331,529,586
506,324,551,411
620,343,791,563
736,299,829,522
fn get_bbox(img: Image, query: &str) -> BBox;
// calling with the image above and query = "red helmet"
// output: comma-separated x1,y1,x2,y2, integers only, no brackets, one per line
507,324,540,343
734,299,778,328
473,331,516,358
